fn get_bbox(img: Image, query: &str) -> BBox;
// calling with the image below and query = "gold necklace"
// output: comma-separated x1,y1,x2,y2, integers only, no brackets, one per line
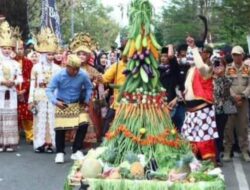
42,62,53,84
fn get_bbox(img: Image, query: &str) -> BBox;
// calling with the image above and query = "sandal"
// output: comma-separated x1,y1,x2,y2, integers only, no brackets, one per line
45,146,54,153
35,145,45,153
6,147,15,152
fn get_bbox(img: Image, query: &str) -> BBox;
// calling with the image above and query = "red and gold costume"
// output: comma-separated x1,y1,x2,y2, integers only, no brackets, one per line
16,40,34,143
182,47,218,160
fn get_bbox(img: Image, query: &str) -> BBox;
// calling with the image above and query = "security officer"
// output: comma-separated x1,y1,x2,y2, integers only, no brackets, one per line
223,45,250,162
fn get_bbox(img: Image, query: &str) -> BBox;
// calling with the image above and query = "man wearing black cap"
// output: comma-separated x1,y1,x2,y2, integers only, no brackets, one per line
159,45,180,104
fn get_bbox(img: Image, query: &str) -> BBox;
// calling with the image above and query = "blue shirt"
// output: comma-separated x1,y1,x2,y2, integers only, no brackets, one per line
46,68,93,105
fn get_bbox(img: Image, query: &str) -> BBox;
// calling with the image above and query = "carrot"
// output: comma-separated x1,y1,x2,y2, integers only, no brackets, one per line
150,43,159,60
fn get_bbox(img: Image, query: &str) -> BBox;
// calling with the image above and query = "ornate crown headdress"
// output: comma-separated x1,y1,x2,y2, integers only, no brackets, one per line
69,32,97,53
0,21,17,47
12,27,24,50
35,27,58,53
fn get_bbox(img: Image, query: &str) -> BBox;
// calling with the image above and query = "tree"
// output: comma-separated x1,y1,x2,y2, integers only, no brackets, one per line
156,0,250,48
213,0,250,48
27,0,120,50
0,0,30,39
156,0,211,45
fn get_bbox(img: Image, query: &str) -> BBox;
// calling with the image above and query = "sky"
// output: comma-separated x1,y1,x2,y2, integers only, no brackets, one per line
101,0,168,26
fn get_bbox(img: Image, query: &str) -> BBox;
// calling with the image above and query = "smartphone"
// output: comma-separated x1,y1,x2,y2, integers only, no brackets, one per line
57,98,68,107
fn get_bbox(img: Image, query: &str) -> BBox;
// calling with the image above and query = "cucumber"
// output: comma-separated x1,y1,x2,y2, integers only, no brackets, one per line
149,54,159,69
140,66,149,83
135,33,142,51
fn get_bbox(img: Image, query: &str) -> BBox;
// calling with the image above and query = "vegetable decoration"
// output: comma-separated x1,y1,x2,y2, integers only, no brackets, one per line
65,1,226,189
118,0,162,98
102,0,192,168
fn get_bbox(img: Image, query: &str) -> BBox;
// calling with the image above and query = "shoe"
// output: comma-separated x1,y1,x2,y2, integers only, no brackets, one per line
35,145,45,153
242,152,250,162
222,152,232,162
55,153,64,164
0,147,4,152
6,148,14,152
45,146,54,154
71,151,85,160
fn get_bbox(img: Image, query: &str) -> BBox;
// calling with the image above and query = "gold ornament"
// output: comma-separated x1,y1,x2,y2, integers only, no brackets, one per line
56,46,64,54
69,32,97,54
34,27,58,53
2,65,11,80
0,21,17,47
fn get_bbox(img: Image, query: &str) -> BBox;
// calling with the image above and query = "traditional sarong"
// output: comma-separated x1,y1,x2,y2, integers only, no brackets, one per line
55,103,89,130
182,105,219,142
0,100,19,148
33,100,55,149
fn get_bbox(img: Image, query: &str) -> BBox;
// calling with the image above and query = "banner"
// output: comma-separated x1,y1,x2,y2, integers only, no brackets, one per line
41,0,62,43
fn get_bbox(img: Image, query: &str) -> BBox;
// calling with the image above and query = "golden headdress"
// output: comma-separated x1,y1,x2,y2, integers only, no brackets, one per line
0,21,17,47
56,46,65,54
13,27,24,50
35,27,58,53
69,33,97,54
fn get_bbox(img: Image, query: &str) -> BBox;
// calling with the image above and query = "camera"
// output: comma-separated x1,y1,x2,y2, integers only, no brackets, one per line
213,60,220,67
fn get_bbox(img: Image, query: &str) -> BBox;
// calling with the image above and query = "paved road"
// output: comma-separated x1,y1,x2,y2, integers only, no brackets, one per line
0,140,72,190
0,140,249,190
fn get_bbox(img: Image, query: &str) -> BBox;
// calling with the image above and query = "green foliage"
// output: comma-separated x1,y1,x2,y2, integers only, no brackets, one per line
156,0,250,48
124,151,140,164
27,0,119,49
213,0,250,47
101,147,118,164
156,0,205,45
0,0,30,39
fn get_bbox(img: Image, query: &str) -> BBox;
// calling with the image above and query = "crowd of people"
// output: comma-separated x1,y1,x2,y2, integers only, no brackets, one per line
0,19,250,166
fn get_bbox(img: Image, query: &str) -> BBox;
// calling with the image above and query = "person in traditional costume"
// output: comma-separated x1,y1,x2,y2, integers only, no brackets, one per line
0,21,23,152
27,51,40,65
46,54,93,163
28,28,61,153
54,47,64,66
15,39,34,144
69,33,104,144
181,36,218,164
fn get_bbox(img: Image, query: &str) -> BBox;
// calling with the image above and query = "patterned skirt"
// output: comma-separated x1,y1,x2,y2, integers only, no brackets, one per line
0,100,19,148
55,103,89,130
182,105,219,142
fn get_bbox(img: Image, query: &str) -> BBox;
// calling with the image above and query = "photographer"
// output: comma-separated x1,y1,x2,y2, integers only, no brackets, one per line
213,55,236,166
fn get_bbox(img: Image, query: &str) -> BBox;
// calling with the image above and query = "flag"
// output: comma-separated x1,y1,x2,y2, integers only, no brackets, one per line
41,0,62,44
